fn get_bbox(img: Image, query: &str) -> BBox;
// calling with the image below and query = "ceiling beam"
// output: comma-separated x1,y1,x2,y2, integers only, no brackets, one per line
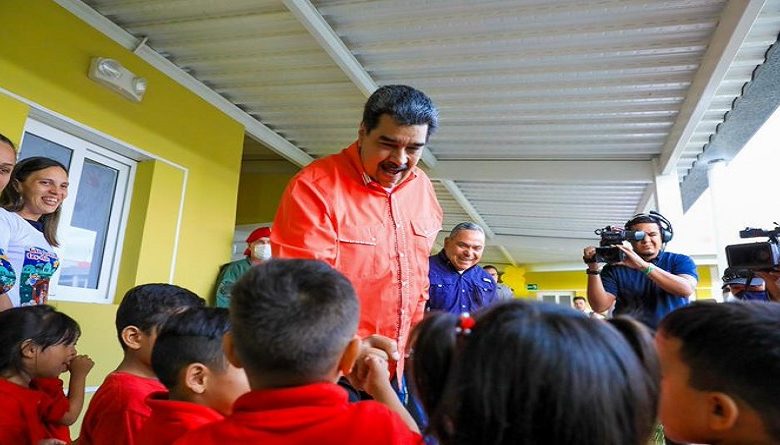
657,0,766,175
283,0,438,168
55,0,314,167
430,160,654,183
439,179,516,266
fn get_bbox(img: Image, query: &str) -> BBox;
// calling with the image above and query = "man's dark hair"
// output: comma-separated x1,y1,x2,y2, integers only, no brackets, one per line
483,265,497,272
573,296,586,303
449,221,484,238
362,85,439,139
414,301,659,445
152,307,231,390
115,283,204,350
659,302,780,441
230,259,359,382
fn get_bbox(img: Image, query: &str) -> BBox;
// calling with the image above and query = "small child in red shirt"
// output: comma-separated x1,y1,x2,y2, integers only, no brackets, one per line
137,307,250,445
0,305,94,445
79,284,204,445
175,259,421,445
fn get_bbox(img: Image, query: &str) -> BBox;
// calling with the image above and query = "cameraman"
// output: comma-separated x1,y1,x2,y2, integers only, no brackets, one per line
583,212,698,329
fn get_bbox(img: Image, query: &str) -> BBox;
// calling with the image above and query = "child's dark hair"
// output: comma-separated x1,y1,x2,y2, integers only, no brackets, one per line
115,283,204,350
658,301,780,441
230,259,358,382
0,305,80,375
412,301,659,445
152,307,231,390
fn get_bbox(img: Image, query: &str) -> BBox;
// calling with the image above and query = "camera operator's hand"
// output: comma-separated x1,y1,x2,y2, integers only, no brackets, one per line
615,242,649,271
582,246,601,271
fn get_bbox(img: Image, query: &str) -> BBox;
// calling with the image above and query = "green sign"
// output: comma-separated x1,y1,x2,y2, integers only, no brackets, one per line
526,284,538,291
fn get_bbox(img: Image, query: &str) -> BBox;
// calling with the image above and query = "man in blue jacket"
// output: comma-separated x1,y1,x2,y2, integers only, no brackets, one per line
428,222,497,314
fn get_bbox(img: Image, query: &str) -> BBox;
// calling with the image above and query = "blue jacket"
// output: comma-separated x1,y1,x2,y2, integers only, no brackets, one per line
428,250,498,314
601,250,698,329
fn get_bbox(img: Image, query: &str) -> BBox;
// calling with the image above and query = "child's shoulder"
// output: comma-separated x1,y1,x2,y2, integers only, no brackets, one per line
95,372,165,402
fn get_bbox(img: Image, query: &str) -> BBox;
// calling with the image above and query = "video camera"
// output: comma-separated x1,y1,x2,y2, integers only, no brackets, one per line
725,223,780,272
593,226,645,264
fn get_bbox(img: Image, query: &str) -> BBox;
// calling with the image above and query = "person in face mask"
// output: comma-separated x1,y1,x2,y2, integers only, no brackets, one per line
722,270,768,302
214,227,271,308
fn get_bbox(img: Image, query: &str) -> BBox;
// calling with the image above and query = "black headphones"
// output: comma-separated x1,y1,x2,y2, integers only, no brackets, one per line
625,210,673,243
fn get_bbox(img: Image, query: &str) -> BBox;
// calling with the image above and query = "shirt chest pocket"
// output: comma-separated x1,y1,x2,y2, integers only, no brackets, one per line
337,224,388,279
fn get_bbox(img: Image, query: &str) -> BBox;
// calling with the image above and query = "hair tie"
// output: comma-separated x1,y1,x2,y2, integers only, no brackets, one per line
456,312,476,335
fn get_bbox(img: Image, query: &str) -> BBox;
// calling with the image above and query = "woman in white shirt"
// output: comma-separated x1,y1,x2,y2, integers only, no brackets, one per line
0,133,18,311
0,156,69,310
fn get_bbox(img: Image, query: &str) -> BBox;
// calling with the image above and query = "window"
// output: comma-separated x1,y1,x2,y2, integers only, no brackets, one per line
538,291,575,307
18,120,134,303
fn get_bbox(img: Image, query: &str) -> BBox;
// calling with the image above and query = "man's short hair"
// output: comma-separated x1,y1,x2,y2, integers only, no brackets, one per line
449,222,485,238
362,85,439,139
152,307,231,390
115,283,204,350
483,265,498,273
659,302,780,441
230,259,359,381
573,296,586,303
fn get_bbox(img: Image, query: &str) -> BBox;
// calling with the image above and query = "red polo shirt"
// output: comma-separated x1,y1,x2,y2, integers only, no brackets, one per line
79,372,165,445
173,382,422,445
0,377,69,444
137,392,223,445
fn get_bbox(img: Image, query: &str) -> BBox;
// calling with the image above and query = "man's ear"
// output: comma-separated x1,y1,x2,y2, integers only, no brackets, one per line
358,122,366,140
223,332,242,369
121,326,144,351
184,363,209,395
337,335,361,377
707,392,739,433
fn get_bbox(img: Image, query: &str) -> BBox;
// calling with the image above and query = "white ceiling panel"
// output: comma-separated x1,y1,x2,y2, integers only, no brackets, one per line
74,0,780,267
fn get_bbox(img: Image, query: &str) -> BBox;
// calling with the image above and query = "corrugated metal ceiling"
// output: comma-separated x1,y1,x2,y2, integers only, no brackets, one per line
74,0,780,266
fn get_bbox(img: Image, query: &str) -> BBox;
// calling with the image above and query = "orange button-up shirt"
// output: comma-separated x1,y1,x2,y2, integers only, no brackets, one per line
272,142,442,373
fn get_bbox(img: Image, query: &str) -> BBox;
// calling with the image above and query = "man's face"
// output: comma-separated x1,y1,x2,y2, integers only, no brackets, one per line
358,114,428,188
573,299,587,311
444,229,485,272
655,333,711,444
485,267,499,283
628,222,663,260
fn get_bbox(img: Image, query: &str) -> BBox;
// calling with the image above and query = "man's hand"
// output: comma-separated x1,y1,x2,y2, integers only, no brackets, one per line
615,242,648,271
346,334,399,391
37,440,66,445
68,354,95,378
582,246,601,270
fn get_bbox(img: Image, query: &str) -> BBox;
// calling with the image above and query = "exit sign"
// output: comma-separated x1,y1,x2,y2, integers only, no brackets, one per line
526,284,538,291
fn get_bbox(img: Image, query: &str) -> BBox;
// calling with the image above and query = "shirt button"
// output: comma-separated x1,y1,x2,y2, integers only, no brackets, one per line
399,252,405,257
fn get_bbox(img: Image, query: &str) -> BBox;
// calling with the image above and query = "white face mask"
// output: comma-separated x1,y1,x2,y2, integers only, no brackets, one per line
253,243,272,261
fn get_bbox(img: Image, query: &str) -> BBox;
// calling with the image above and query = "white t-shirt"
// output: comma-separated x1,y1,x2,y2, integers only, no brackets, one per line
0,208,60,307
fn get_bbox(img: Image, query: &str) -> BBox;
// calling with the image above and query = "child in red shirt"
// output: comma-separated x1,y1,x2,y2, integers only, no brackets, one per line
175,259,421,445
137,307,249,445
79,284,204,445
0,305,94,445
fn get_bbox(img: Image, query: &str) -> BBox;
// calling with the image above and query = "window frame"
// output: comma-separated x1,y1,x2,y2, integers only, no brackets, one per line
19,119,135,304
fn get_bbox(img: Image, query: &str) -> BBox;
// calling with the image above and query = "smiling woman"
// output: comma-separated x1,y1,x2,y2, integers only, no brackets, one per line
0,157,69,309
0,134,16,192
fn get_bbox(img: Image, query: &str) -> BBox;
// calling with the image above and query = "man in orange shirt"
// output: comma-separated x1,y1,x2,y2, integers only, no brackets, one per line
272,85,442,394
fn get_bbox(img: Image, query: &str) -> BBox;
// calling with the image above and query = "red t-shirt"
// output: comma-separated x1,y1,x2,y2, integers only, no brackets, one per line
30,377,71,443
79,372,165,445
136,392,223,445
173,382,422,445
0,378,55,445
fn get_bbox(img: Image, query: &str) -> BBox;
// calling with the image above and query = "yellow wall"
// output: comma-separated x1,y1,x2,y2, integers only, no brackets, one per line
0,0,246,435
521,265,714,300
235,172,297,225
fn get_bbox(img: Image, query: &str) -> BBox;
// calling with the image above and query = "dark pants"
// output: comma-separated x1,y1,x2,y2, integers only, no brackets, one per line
337,372,428,430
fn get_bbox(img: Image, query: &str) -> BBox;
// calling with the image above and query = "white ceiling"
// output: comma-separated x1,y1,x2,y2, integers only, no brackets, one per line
68,0,780,267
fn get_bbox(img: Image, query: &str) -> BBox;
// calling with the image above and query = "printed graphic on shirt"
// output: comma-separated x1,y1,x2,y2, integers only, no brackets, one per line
18,247,59,306
0,249,15,294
